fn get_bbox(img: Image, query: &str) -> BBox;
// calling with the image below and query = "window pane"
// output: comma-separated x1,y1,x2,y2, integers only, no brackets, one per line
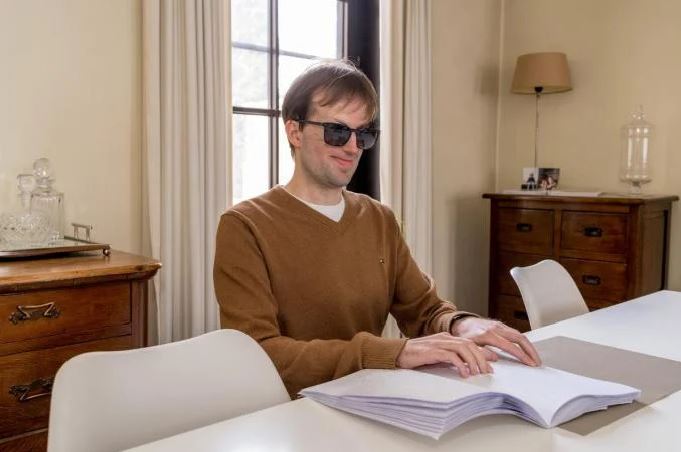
232,114,270,204
278,121,295,184
231,0,268,47
279,0,340,58
279,55,317,108
232,48,269,108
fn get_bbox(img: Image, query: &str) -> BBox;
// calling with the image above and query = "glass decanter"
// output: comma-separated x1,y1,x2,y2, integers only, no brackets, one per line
0,174,52,247
30,158,64,240
620,105,653,194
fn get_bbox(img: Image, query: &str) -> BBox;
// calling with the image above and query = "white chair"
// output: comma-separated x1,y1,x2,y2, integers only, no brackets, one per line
510,259,589,329
48,329,289,452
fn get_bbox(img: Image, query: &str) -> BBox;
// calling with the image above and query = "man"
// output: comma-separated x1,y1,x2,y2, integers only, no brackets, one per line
214,60,540,398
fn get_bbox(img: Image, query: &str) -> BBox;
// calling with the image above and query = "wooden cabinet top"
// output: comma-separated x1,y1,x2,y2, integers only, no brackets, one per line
482,193,679,205
0,250,161,292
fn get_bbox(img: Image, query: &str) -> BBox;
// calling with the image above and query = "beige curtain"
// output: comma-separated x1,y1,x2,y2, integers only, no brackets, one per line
142,0,232,343
380,0,433,338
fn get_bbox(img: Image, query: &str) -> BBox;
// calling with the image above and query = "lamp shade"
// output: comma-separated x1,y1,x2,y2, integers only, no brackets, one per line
511,52,572,94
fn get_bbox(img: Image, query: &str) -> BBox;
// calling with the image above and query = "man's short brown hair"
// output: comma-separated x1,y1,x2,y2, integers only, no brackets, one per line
281,59,378,153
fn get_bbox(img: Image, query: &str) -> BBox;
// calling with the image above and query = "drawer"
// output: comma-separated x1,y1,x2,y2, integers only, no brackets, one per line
490,294,530,333
560,258,627,302
0,335,132,438
561,212,628,257
495,252,550,296
0,282,131,346
0,431,47,451
496,208,554,255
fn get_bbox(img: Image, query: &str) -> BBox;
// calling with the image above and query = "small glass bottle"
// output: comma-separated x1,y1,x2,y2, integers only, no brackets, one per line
620,105,653,194
30,158,65,240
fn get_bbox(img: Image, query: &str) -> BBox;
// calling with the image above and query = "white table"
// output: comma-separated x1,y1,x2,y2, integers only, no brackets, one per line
126,290,681,452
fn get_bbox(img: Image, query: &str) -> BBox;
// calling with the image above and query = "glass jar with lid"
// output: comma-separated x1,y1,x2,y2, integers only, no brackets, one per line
620,105,653,194
30,158,64,240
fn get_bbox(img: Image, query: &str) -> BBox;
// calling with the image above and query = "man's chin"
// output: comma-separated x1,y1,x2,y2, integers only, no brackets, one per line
312,167,357,189
324,177,352,190
327,171,356,188
336,174,356,188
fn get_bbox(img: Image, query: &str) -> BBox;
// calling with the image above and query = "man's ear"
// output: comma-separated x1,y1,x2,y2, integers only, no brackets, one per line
284,119,302,150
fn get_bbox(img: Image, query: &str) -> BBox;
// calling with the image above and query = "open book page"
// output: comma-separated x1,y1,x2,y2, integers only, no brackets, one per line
420,359,640,426
301,359,640,437
303,368,484,403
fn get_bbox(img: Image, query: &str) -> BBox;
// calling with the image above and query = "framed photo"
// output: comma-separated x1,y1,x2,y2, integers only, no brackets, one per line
521,167,560,190
521,168,539,190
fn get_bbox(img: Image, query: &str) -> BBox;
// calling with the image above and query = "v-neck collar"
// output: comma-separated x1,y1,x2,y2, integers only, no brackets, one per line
273,185,358,232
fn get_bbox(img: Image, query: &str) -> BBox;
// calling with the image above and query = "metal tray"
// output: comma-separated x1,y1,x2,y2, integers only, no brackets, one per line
0,236,111,259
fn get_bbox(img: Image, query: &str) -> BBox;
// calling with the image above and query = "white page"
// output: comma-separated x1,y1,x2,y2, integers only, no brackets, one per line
418,359,640,426
302,368,485,403
302,360,640,428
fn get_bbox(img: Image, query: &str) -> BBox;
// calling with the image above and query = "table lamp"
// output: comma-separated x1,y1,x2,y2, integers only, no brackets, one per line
512,52,572,169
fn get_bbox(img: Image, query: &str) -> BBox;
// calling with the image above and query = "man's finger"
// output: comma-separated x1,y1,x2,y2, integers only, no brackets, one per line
481,332,536,366
436,349,469,378
452,343,483,375
480,346,498,363
471,345,494,373
496,326,542,366
436,340,491,375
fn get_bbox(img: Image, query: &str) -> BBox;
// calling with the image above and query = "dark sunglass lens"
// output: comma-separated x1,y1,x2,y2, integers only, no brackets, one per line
357,130,378,150
323,124,351,146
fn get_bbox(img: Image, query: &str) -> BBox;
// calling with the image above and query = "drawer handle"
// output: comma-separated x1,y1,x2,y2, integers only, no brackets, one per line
8,302,61,325
583,227,603,237
9,377,54,402
516,223,533,232
513,310,529,320
582,275,601,285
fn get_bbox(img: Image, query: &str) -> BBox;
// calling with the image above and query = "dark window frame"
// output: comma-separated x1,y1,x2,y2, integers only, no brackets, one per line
345,0,380,200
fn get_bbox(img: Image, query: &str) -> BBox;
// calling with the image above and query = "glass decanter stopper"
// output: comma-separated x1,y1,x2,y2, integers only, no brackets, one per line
30,158,65,240
620,105,653,194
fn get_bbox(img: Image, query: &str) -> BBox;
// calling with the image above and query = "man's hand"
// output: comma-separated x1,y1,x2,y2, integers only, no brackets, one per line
396,333,498,377
451,317,542,367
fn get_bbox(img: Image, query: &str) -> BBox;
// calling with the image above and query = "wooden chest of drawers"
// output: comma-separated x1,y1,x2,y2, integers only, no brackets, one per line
483,193,677,332
0,251,160,451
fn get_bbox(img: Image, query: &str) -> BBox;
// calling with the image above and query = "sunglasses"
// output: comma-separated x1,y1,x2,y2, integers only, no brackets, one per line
297,120,380,150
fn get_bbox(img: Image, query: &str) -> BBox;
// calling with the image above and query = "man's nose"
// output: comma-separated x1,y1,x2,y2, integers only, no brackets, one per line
342,131,362,154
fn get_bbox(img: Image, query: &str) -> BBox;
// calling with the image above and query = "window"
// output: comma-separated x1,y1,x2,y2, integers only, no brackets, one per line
231,0,348,205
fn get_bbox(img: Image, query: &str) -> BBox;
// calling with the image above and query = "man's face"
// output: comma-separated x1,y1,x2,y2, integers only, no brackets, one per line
286,95,371,190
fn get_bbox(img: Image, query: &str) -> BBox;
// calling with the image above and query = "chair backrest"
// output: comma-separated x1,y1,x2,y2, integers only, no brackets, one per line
510,259,589,329
48,329,289,452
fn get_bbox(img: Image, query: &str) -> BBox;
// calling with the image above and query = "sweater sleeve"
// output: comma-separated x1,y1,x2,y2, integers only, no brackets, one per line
213,212,406,398
387,211,480,338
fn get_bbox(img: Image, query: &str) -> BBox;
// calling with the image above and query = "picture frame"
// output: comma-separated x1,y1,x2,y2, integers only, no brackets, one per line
521,167,560,190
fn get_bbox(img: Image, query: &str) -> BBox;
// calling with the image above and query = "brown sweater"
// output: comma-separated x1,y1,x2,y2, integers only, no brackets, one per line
214,186,468,397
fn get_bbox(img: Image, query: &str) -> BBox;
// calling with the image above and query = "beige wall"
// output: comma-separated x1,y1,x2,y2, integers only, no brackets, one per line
431,0,681,313
498,0,681,290
431,0,501,314
0,0,142,253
